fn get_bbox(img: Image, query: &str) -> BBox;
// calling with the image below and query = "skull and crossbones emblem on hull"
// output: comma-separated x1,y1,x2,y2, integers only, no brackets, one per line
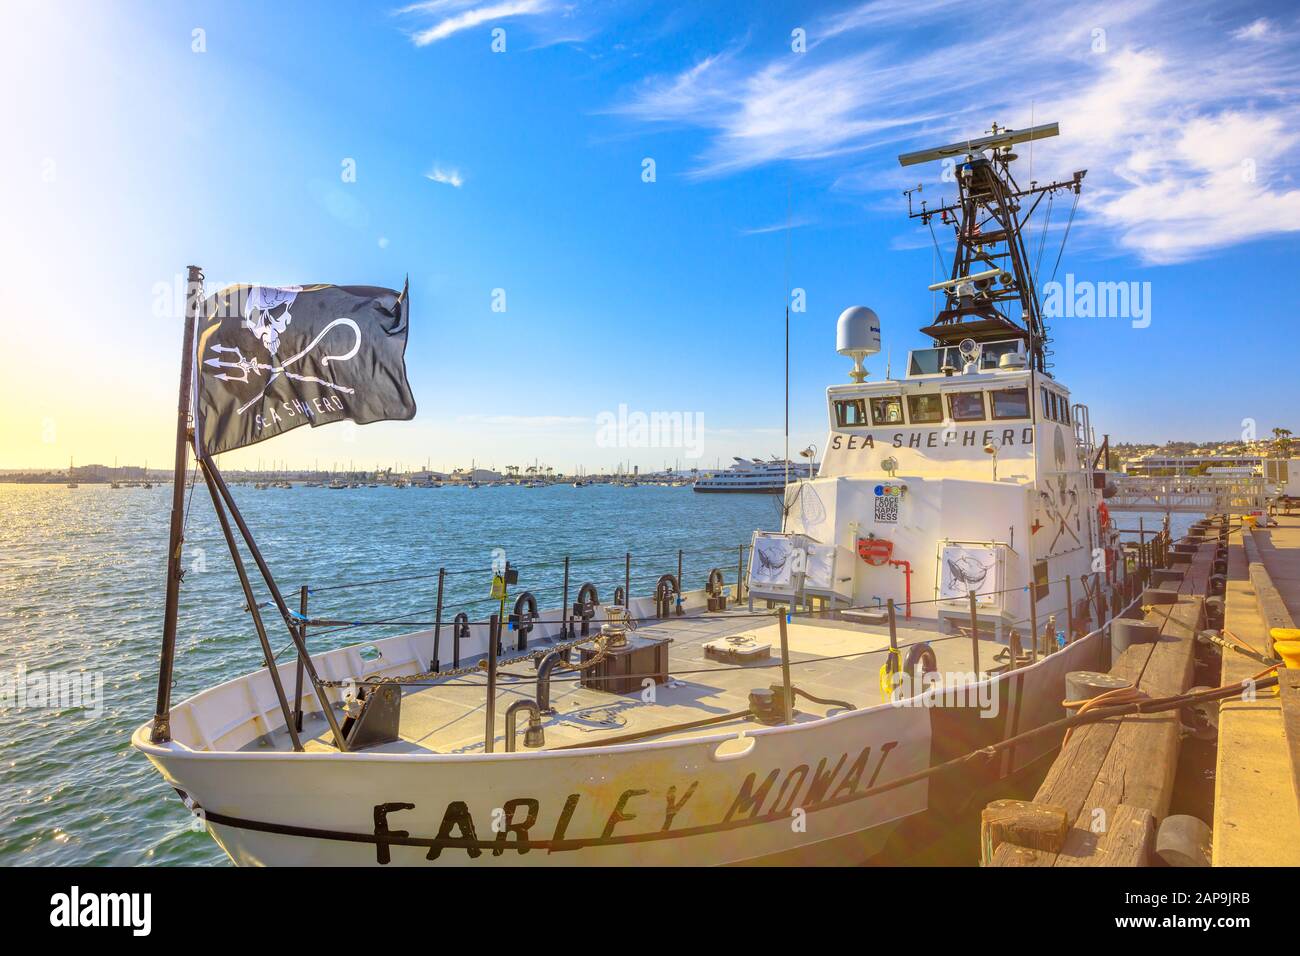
1036,425,1081,553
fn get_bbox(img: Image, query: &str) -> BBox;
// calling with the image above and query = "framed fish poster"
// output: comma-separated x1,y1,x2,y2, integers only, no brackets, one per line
937,543,1003,606
748,532,798,594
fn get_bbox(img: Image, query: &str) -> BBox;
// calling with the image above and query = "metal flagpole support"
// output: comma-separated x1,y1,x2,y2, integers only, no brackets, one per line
151,264,203,744
198,460,303,751
205,458,349,752
968,590,981,674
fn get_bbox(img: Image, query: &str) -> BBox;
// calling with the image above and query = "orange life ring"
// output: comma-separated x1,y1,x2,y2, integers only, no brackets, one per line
1097,502,1111,530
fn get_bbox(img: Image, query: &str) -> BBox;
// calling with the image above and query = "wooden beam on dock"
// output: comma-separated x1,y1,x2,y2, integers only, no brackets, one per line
979,799,1068,864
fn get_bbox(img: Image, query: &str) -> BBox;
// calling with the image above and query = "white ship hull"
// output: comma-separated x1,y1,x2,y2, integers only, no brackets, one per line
132,590,1118,866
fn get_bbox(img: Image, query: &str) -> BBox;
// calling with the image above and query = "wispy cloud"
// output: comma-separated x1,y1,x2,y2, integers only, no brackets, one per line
398,0,553,47
739,215,814,236
1233,17,1275,42
425,164,464,187
613,0,1300,264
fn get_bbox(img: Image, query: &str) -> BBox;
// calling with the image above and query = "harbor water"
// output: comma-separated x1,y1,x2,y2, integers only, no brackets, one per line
0,482,776,865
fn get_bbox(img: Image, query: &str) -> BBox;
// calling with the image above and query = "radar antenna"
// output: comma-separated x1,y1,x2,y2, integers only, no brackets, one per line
898,121,1085,373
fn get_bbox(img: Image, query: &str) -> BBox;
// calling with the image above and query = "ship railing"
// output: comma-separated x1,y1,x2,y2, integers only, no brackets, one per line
248,521,1224,755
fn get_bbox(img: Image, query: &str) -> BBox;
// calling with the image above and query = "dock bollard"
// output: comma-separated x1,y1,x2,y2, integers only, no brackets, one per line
1065,671,1133,716
1112,619,1159,655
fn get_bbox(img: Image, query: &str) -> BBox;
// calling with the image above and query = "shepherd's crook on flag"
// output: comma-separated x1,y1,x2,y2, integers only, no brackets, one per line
195,280,416,456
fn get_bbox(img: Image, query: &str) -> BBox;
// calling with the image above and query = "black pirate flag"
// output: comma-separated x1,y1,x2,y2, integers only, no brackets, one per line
195,281,415,456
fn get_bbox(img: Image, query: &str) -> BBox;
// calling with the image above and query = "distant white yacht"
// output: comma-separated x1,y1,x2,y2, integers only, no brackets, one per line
693,457,817,493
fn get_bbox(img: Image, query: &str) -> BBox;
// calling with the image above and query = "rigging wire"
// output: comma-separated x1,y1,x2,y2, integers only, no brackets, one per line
1047,190,1080,286
1032,190,1054,291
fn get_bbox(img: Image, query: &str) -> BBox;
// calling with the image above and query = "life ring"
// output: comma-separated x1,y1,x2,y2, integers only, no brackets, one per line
857,536,894,567
1097,501,1111,531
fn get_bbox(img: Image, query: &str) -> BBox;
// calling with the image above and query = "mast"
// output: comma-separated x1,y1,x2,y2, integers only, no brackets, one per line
899,122,1085,373
150,265,204,743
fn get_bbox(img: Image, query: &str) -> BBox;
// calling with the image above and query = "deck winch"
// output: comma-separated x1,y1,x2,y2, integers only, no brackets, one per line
579,623,671,696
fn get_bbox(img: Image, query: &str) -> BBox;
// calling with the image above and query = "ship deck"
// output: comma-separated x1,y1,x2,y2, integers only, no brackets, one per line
254,609,1009,756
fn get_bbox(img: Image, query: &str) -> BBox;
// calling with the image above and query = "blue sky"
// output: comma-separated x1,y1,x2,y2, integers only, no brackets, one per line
1,0,1297,472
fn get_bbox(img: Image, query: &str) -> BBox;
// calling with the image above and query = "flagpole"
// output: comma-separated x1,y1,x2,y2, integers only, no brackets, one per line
150,265,203,743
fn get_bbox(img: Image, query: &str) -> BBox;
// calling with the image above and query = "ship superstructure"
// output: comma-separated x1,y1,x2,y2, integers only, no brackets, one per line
771,123,1114,640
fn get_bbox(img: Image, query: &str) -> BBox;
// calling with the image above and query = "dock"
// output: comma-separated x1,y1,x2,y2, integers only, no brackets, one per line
1214,512,1300,865
981,513,1300,866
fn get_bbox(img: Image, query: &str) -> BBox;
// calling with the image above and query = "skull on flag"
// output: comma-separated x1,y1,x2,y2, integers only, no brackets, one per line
242,285,302,356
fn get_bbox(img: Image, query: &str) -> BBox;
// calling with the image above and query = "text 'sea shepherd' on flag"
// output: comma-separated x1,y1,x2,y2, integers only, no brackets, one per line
195,281,416,456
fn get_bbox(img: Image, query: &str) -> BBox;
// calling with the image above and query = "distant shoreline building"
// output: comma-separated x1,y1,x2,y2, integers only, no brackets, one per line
1123,454,1264,476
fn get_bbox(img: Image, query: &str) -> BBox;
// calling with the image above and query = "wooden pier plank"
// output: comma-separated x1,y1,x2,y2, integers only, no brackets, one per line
989,534,1216,867
1052,597,1200,865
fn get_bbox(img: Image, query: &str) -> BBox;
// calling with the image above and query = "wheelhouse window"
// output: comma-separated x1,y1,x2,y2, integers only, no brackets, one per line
833,398,868,428
907,393,944,424
990,387,1030,420
947,391,985,422
1047,391,1060,422
979,341,1023,370
907,347,961,376
870,396,904,425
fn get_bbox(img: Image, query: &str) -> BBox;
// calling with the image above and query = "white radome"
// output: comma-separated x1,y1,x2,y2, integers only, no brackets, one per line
836,306,881,382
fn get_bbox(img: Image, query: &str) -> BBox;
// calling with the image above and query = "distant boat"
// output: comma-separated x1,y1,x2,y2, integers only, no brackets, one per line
693,457,817,494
